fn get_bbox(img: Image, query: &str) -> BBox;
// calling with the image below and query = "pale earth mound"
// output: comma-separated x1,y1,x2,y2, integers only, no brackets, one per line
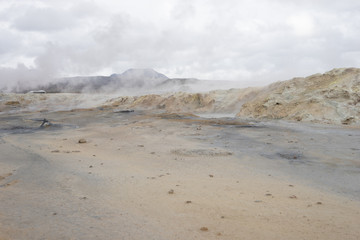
237,68,360,125
1,68,359,126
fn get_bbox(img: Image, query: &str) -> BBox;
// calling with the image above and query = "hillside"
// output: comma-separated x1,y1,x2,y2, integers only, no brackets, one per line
104,87,261,113
237,68,360,125
1,67,360,126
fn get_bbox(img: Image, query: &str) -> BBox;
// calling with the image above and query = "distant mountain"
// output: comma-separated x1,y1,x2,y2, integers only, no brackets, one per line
23,69,240,94
41,76,111,93
113,68,168,83
27,69,169,93
108,68,169,90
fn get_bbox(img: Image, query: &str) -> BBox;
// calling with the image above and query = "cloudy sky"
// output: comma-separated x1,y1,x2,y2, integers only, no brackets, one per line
1,0,360,90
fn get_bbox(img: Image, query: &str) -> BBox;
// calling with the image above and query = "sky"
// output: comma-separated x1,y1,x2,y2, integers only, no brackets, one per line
1,0,360,91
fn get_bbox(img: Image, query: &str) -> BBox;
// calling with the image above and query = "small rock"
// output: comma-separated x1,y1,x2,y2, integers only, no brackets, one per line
40,119,50,128
89,165,93,168
51,150,60,153
78,139,87,144
289,184,294,187
168,189,174,194
289,195,297,199
185,201,192,204
138,145,144,147
221,216,225,219
209,174,214,178
200,227,208,232
265,193,272,196
316,201,322,205
254,200,262,203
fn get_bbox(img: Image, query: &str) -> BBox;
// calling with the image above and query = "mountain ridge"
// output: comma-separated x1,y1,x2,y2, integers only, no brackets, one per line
2,67,360,125
22,68,240,94
33,68,170,93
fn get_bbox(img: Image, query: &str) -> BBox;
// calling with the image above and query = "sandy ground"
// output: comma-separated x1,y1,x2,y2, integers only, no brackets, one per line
0,109,360,240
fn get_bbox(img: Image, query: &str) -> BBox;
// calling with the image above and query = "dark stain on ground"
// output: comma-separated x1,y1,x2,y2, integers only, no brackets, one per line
276,152,309,165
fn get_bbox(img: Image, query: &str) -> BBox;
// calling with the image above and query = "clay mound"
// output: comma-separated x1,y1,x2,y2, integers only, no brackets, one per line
105,87,261,114
0,93,113,113
237,68,360,125
2,67,360,126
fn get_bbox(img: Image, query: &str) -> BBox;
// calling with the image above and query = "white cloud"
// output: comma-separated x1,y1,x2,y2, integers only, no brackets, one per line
12,7,76,32
0,28,21,54
287,14,315,36
0,0,360,91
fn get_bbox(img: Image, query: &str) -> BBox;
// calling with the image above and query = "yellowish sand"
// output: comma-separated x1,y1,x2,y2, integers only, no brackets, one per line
0,112,359,240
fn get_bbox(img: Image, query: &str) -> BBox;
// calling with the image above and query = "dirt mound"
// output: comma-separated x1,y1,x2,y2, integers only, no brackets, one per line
105,87,261,114
2,67,360,126
0,93,116,113
237,68,360,125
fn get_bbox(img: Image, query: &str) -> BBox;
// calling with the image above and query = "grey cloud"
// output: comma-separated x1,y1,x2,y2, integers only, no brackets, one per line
1,0,360,91
0,29,22,55
171,0,195,20
0,63,50,92
12,7,77,32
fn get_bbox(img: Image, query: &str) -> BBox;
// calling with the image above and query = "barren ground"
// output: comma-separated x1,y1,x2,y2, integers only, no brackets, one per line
0,109,360,239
